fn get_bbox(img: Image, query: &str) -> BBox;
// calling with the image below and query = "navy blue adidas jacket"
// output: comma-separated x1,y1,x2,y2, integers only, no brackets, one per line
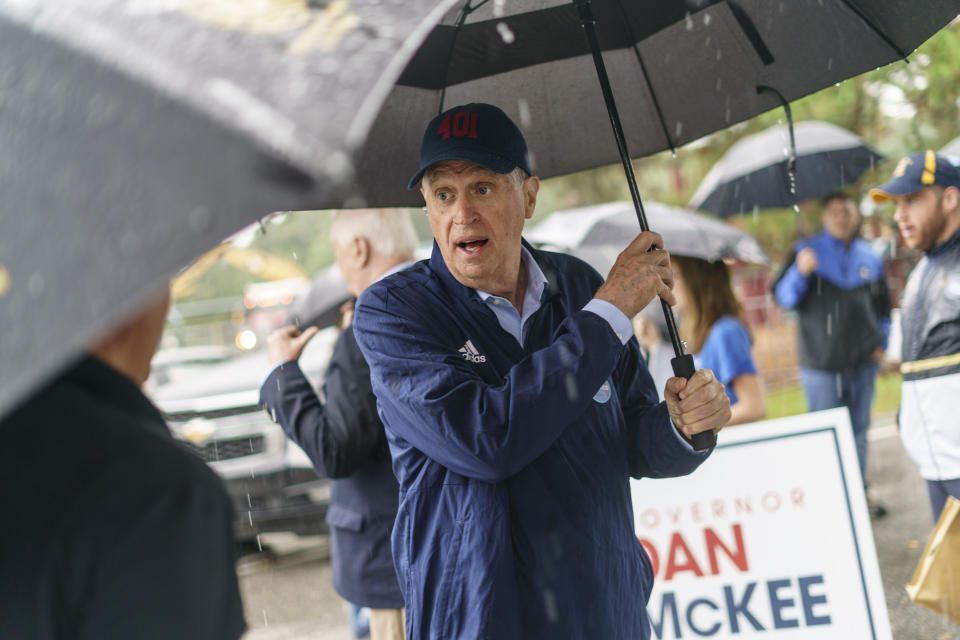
260,327,403,609
353,241,710,639
774,231,891,371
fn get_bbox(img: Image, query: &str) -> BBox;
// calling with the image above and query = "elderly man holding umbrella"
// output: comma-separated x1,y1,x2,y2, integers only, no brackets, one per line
352,103,730,639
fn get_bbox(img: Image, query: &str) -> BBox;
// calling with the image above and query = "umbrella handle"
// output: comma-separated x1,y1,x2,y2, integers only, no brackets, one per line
671,353,717,451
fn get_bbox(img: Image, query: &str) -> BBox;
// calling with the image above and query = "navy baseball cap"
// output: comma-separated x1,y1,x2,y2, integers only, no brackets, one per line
407,103,533,189
870,150,960,203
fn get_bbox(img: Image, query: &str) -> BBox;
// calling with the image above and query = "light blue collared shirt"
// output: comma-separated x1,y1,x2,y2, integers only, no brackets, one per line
476,247,634,346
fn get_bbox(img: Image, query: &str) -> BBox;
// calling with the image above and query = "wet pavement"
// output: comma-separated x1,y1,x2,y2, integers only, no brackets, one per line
237,411,959,639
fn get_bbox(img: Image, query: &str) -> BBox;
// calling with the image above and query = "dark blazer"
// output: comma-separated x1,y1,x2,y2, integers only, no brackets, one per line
260,326,403,609
0,356,245,640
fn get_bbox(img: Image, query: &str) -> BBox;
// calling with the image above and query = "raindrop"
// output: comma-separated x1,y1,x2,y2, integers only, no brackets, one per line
257,535,263,551
685,13,694,31
834,373,842,398
0,264,10,298
247,492,253,508
674,121,683,137
543,588,559,621
752,206,759,223
793,204,800,213
827,57,833,71
564,374,578,402
715,77,722,92
496,22,515,44
248,510,254,526
263,610,269,626
704,36,711,48
834,82,840,88
119,231,141,257
671,150,677,159
493,0,506,18
826,313,832,336
188,206,212,232
716,49,722,61
343,194,369,209
702,13,711,26
292,251,298,259
517,98,532,129
27,272,44,298
324,151,352,181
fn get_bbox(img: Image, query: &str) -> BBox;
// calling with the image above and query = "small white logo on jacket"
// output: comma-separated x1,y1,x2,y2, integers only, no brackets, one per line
459,340,487,363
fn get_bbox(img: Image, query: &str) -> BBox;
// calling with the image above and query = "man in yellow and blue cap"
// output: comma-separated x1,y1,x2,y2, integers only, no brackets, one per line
870,150,960,521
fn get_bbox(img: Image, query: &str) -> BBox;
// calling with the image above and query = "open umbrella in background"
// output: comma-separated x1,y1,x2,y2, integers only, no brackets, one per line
689,121,885,217
285,264,352,331
942,136,960,165
526,200,770,273
0,0,445,419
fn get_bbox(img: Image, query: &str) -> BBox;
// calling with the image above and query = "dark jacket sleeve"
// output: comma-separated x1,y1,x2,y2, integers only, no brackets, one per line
870,266,893,345
259,327,383,479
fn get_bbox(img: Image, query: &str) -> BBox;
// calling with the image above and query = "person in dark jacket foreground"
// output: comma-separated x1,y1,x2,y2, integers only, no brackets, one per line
0,287,245,640
870,151,960,521
260,210,417,640
774,192,891,517
351,103,731,639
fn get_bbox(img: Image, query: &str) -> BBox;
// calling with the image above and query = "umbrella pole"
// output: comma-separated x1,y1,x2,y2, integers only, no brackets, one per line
575,0,715,449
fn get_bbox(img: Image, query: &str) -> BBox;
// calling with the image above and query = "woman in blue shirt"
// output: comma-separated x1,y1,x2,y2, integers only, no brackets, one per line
671,256,766,425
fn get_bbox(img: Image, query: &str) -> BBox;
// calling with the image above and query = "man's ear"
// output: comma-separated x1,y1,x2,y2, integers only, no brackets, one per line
523,176,540,220
355,236,371,268
943,185,960,212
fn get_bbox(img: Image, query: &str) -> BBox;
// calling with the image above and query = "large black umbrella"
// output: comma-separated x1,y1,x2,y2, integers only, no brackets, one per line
689,120,885,217
0,0,443,418
526,201,770,269
351,1,955,207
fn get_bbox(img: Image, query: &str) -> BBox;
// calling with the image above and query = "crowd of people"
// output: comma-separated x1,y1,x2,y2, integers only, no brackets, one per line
1,101,957,639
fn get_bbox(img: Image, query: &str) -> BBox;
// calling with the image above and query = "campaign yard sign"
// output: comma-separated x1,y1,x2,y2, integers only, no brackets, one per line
631,408,891,639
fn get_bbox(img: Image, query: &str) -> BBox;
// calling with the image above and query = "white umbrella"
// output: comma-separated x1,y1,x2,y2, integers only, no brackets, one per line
526,200,769,274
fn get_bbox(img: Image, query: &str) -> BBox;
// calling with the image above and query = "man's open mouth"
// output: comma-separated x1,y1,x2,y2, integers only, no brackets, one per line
457,239,488,253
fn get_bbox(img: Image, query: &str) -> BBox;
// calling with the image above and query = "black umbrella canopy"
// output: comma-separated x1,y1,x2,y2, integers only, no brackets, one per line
689,120,885,217
351,0,958,208
0,0,449,419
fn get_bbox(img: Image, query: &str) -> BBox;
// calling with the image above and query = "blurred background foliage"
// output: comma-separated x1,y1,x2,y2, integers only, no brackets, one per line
176,19,960,303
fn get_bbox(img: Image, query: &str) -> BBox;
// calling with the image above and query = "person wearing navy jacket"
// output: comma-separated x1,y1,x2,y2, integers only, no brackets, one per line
774,192,891,516
351,103,731,639
260,210,418,640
